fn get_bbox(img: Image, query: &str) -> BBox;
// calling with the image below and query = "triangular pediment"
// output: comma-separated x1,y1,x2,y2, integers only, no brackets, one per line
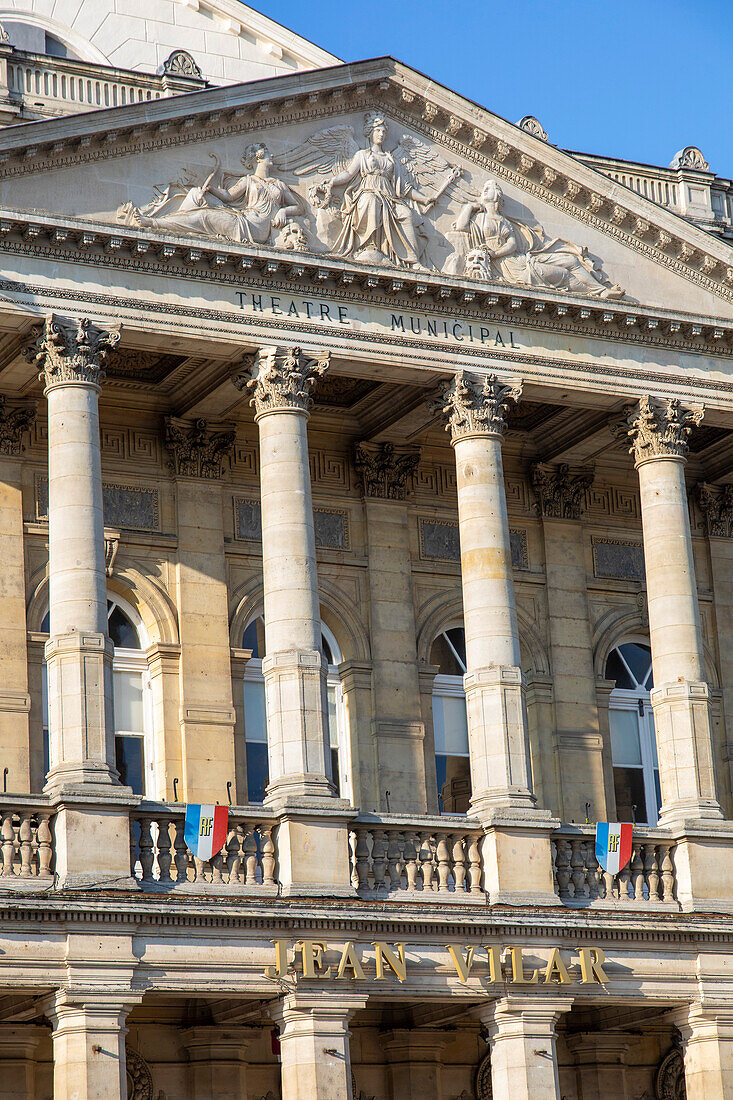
0,58,730,319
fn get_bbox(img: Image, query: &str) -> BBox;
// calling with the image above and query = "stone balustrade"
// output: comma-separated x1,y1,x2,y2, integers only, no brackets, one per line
552,826,677,907
0,798,54,887
350,814,485,902
130,804,278,893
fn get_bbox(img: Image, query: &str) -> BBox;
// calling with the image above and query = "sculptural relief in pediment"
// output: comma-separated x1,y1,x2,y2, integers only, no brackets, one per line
115,110,625,300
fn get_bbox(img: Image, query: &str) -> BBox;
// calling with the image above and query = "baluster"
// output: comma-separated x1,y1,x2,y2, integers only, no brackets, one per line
138,817,155,884
37,813,53,878
173,819,189,884
468,835,482,896
642,843,657,902
157,817,173,886
453,835,467,894
386,832,402,891
647,844,661,901
403,832,418,892
584,838,599,901
260,825,276,887
437,834,451,892
18,815,32,878
0,813,15,876
130,816,139,877
630,845,644,900
371,830,387,892
555,839,571,899
210,843,225,884
570,838,586,899
618,858,631,902
226,826,243,886
354,829,370,891
243,827,258,886
192,854,207,883
602,868,614,901
661,844,676,902
419,833,435,892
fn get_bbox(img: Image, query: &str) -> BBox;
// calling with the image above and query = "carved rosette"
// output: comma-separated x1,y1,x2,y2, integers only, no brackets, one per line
238,346,330,418
697,482,733,537
0,395,36,455
163,416,235,479
24,314,120,390
432,370,522,442
615,395,704,467
354,442,420,501
531,462,594,520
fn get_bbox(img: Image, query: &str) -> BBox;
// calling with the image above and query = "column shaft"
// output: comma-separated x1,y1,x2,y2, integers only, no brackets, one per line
183,1026,255,1099
44,991,137,1100
0,455,33,792
270,993,366,1100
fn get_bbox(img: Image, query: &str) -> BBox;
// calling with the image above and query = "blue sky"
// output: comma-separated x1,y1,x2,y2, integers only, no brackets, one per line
256,0,733,177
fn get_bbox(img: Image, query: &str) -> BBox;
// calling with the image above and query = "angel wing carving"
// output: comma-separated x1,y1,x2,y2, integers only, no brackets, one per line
394,134,475,204
272,126,359,177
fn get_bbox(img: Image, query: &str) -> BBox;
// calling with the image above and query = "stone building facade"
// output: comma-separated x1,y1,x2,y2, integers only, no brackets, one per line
0,3,731,1098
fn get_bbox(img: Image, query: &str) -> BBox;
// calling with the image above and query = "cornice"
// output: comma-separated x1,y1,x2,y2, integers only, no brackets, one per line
0,59,729,305
0,210,732,362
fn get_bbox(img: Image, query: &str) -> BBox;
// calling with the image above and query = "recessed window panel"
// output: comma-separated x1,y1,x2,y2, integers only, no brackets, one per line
116,735,144,795
605,648,634,689
114,671,143,732
613,766,647,824
610,708,642,766
436,754,471,814
619,642,652,688
433,693,469,755
246,742,269,804
108,605,141,649
244,680,267,743
430,633,464,677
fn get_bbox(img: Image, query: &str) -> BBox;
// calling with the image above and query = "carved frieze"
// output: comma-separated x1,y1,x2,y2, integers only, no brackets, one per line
697,482,733,537
354,441,420,500
419,517,528,569
238,346,330,416
531,462,594,519
654,1042,685,1100
234,496,350,550
592,537,646,582
36,476,160,531
164,417,235,478
614,395,704,466
0,395,36,455
433,370,523,441
24,314,120,388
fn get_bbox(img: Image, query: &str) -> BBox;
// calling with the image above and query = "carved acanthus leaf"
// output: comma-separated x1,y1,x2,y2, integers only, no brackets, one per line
696,482,733,537
354,441,420,500
163,416,235,479
0,395,36,455
613,395,703,465
24,314,120,388
161,49,202,80
531,462,594,519
431,370,522,441
242,346,330,416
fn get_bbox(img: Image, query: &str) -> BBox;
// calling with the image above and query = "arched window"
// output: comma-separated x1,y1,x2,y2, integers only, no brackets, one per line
605,641,660,825
41,597,152,796
430,627,470,814
241,616,348,803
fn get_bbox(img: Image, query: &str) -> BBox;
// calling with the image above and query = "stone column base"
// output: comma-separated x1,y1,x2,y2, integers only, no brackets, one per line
464,666,537,817
263,649,335,803
669,823,733,913
273,805,356,898
52,792,140,891
182,1025,257,1100
480,812,561,906
43,989,142,1100
651,679,724,827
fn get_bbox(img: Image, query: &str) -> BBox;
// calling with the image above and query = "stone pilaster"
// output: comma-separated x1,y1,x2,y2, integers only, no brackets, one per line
269,992,367,1100
43,989,140,1100
355,441,426,813
567,1031,630,1100
164,419,237,804
617,396,723,826
476,996,572,1100
182,1025,257,1100
384,1029,448,1099
0,1024,46,1100
671,1003,733,1100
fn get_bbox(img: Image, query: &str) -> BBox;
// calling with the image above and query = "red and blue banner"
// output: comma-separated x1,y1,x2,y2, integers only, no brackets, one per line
184,804,229,860
595,822,633,874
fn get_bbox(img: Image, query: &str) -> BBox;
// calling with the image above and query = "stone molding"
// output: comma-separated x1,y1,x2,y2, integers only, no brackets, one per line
24,313,120,390
697,481,733,537
235,345,330,417
0,394,35,455
163,416,235,479
354,441,420,500
531,462,594,519
433,370,522,441
615,394,704,466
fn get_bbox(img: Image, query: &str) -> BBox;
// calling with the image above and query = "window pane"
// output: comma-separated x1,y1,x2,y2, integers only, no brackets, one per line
613,765,648,824
108,605,140,649
246,741,269,803
433,693,469,755
429,633,464,676
244,680,267,744
116,735,144,795
648,711,659,767
618,643,652,688
436,754,471,814
610,708,642,765
605,648,634,689
322,634,333,665
327,685,339,749
114,671,143,732
330,747,341,797
242,618,266,659
445,628,467,670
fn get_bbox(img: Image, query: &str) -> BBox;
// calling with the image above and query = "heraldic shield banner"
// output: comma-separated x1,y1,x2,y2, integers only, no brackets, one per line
184,804,229,860
595,822,634,874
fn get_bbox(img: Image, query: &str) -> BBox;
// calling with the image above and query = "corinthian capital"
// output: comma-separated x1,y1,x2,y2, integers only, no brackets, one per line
431,370,522,441
531,462,594,519
24,314,120,390
615,395,703,466
0,395,36,456
164,416,236,479
354,442,420,501
236,345,330,417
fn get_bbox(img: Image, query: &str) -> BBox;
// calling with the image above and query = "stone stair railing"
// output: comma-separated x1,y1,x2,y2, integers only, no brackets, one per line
130,804,278,893
0,797,55,888
552,825,677,908
350,813,485,902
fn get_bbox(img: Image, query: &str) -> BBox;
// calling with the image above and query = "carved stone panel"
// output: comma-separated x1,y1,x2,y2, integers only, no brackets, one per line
36,475,159,531
592,537,646,581
234,497,349,550
419,518,528,569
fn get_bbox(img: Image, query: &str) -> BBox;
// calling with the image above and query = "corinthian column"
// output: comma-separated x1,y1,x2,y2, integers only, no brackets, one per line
435,371,536,818
25,315,120,794
244,346,334,804
619,396,723,825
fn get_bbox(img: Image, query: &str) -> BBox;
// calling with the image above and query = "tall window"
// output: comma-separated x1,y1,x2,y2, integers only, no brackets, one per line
41,597,152,795
605,642,660,825
241,616,348,803
430,627,470,814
